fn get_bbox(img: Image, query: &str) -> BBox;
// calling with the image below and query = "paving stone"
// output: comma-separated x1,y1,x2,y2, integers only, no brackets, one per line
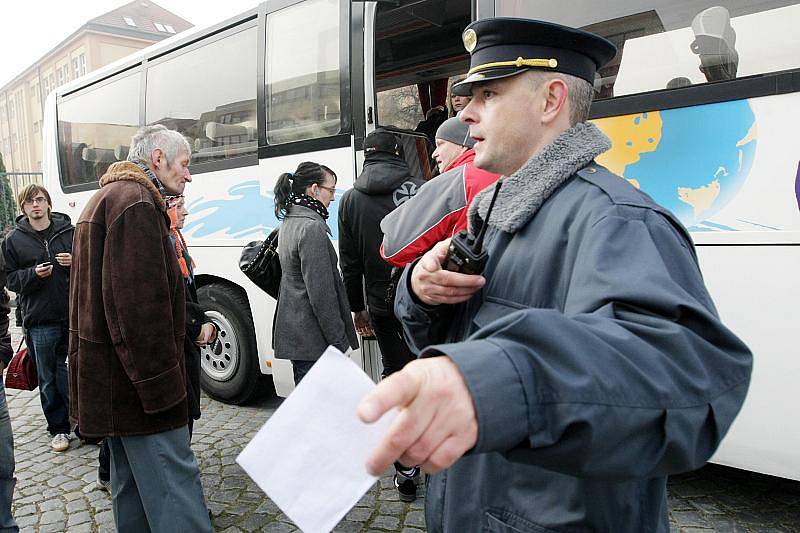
405,510,426,528
39,509,65,524
371,514,400,530
67,510,92,526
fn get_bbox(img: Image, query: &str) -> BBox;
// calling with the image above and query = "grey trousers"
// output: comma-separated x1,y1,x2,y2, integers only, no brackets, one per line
108,425,211,533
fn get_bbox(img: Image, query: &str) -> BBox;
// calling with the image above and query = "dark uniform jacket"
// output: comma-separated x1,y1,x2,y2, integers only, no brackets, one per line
3,212,73,329
394,123,753,532
275,205,358,361
68,161,188,437
339,153,423,315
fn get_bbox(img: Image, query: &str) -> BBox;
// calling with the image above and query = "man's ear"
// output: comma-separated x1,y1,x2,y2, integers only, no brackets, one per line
150,148,164,169
541,78,569,125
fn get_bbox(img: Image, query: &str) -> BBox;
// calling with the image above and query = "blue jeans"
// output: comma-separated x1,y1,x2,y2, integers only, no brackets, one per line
0,382,18,532
29,324,70,435
108,426,211,533
292,360,316,384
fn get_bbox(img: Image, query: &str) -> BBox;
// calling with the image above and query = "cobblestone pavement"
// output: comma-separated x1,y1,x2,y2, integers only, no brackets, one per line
4,332,799,532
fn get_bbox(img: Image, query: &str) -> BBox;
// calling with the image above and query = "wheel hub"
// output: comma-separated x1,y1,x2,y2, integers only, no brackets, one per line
200,310,239,381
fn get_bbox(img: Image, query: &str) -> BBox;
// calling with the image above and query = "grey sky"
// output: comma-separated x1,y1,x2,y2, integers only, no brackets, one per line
1,0,261,88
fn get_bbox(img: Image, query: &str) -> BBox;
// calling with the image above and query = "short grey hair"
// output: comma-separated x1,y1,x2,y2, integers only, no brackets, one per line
127,125,191,164
527,71,595,126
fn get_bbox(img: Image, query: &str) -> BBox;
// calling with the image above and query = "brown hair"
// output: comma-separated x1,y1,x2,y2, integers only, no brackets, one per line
17,184,52,215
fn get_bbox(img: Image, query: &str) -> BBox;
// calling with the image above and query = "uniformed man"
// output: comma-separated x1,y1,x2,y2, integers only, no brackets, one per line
357,17,753,532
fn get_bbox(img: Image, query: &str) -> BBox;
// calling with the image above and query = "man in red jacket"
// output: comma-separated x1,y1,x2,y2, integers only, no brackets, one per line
380,117,501,267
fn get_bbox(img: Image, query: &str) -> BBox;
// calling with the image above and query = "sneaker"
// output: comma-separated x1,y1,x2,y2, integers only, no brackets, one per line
50,433,71,452
96,476,111,493
394,467,420,503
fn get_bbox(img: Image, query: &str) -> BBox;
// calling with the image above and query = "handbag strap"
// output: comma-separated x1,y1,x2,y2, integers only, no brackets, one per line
15,337,23,353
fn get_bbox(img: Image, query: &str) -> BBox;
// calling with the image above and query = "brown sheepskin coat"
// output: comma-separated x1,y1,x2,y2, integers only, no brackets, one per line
68,161,188,437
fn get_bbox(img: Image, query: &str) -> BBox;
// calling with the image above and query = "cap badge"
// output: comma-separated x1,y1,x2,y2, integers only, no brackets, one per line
463,29,477,53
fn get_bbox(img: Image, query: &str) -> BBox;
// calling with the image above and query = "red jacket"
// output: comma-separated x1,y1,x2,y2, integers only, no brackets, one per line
380,149,500,267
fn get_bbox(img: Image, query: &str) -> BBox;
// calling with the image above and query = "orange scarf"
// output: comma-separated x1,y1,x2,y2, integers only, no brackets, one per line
167,206,195,279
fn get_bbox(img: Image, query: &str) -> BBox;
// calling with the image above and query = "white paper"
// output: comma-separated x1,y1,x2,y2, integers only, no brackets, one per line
236,347,396,533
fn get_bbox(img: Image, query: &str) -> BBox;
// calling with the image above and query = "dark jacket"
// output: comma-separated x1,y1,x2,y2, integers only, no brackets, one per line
68,161,188,437
0,254,13,366
381,149,500,267
395,125,752,532
339,153,424,315
184,279,204,421
3,212,74,329
274,205,358,361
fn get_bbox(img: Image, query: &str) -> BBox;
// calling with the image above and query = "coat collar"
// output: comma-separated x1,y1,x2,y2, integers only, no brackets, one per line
468,122,611,234
286,204,332,235
99,161,166,212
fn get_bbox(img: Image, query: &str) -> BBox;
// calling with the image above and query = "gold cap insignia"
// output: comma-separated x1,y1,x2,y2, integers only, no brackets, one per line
463,29,477,53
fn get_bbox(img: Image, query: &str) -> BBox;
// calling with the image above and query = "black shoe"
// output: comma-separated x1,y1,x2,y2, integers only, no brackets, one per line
394,467,420,502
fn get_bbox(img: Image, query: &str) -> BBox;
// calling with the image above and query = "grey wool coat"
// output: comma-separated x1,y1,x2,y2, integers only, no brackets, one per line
274,205,358,361
395,123,752,532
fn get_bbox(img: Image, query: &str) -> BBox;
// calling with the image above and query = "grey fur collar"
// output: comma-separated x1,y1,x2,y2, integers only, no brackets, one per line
468,122,611,234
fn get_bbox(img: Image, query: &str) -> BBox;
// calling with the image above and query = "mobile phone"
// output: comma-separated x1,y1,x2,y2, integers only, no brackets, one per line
37,262,52,268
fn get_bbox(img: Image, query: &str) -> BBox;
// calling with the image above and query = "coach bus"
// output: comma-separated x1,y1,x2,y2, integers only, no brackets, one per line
41,0,800,480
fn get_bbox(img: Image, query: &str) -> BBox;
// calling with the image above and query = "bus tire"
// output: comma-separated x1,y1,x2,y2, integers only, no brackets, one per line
197,283,261,405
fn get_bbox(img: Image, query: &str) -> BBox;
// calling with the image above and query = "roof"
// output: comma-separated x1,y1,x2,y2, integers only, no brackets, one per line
0,0,193,93
89,0,193,38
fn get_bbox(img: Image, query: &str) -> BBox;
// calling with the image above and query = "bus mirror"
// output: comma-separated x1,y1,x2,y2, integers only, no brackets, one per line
690,6,739,82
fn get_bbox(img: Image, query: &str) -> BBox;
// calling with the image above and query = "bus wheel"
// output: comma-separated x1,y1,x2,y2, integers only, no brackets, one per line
197,283,260,405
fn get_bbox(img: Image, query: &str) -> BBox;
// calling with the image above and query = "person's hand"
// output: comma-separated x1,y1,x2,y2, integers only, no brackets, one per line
357,356,478,475
55,253,72,268
410,239,485,306
353,311,374,337
195,323,216,346
0,361,5,374
35,263,53,278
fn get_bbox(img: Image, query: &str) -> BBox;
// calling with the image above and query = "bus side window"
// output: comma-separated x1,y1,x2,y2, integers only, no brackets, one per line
145,25,257,165
496,1,800,99
57,73,140,188
265,0,342,145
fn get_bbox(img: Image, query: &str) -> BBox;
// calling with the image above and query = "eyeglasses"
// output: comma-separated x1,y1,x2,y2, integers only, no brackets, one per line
24,196,48,205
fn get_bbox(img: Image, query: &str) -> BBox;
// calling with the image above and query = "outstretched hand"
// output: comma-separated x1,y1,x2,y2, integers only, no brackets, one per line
357,356,478,475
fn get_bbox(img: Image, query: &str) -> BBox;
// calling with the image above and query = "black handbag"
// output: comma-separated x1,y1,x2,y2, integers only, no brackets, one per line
239,227,281,299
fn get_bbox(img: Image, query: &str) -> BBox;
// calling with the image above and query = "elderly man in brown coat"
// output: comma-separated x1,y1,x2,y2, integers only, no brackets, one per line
68,125,212,532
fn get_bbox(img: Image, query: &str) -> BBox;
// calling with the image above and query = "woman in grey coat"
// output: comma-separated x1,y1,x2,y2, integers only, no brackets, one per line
273,162,358,384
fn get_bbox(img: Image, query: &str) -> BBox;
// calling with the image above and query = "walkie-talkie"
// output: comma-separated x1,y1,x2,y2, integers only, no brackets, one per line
444,180,502,275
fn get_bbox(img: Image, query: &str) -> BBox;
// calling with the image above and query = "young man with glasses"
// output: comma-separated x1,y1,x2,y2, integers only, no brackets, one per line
2,184,75,453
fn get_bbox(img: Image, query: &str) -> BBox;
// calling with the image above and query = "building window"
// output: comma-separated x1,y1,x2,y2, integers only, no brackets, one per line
124,16,136,27
146,26,257,164
72,58,80,80
57,68,65,86
79,54,87,77
164,24,176,34
154,22,166,32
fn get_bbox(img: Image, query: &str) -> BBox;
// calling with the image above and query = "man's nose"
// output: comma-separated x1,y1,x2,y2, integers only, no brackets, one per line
184,169,192,182
460,99,476,124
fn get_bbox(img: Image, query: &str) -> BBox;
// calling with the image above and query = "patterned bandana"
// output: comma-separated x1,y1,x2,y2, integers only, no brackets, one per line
288,192,329,220
134,160,168,199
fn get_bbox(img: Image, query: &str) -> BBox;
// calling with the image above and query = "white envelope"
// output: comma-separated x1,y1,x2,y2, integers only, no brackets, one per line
236,346,397,533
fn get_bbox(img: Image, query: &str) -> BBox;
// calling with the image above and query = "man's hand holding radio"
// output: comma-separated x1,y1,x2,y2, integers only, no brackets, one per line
410,238,485,306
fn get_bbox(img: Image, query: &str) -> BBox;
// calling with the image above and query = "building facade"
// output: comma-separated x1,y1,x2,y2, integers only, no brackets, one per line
0,0,192,182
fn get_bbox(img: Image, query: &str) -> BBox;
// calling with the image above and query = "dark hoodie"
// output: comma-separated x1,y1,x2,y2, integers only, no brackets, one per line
339,153,424,315
2,212,74,328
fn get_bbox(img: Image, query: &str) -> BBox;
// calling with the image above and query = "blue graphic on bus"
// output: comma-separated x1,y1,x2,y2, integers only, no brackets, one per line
183,180,342,240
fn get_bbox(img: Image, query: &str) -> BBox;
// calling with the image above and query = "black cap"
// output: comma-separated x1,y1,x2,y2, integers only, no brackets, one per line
453,18,617,96
364,129,403,158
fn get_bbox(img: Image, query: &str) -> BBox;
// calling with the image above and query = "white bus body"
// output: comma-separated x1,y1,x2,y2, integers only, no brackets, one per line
41,0,800,480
